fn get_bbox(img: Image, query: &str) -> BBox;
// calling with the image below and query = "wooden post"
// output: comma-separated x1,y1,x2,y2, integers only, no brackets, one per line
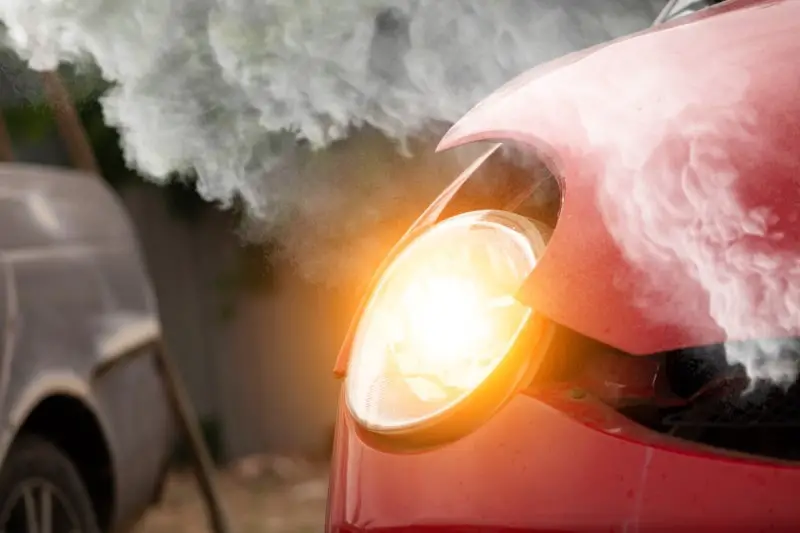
154,340,232,533
40,68,233,533
39,70,100,175
0,112,14,162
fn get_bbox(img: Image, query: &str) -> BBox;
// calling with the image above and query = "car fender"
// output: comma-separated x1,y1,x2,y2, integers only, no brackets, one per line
437,0,800,355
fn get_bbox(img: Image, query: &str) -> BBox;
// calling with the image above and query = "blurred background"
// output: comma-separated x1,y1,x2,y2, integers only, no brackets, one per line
0,52,469,533
0,1,683,531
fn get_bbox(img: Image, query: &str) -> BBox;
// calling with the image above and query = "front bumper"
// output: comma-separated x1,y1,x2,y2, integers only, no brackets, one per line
327,386,800,532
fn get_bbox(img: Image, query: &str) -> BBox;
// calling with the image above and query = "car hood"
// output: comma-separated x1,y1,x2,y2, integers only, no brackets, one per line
438,0,800,355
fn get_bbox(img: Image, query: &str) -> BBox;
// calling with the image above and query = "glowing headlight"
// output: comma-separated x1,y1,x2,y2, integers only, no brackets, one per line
345,210,549,437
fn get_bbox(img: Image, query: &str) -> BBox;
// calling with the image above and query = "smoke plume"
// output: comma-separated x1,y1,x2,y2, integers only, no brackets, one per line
520,10,800,387
2,0,793,388
0,0,663,282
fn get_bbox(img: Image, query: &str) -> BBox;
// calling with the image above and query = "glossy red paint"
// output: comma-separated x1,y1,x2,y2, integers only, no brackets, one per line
327,387,800,532
437,0,800,355
330,2,800,531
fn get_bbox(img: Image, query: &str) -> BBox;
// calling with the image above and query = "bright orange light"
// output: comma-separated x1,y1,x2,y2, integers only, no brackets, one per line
346,210,546,433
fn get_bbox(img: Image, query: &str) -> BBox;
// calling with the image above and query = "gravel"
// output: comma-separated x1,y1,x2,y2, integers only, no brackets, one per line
135,456,328,533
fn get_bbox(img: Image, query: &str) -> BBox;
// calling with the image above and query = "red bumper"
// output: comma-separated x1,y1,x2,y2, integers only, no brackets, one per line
327,388,800,532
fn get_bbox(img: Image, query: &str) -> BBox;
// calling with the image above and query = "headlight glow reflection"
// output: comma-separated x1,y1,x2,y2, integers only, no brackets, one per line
345,210,547,434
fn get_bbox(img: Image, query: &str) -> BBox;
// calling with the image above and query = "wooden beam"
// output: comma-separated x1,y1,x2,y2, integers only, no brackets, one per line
0,111,14,162
40,70,100,175
154,339,233,533
39,68,233,533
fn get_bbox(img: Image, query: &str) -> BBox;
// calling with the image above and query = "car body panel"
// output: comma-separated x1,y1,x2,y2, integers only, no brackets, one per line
436,0,800,355
0,163,175,530
330,2,800,531
327,388,800,533
92,346,173,530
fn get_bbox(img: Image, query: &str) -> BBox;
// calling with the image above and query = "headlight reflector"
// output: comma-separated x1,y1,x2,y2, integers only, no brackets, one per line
345,210,548,436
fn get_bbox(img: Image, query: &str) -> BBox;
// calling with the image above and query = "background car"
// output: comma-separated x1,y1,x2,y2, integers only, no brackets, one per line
327,0,800,531
0,163,175,533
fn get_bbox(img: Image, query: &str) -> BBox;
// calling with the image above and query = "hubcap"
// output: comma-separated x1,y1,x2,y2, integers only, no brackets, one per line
0,479,82,533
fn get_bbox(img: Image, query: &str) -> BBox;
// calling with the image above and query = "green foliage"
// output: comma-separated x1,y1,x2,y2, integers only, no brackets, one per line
3,85,208,223
4,103,54,141
3,79,279,311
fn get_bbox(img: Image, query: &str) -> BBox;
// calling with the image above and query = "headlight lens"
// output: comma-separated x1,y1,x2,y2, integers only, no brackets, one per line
345,210,548,435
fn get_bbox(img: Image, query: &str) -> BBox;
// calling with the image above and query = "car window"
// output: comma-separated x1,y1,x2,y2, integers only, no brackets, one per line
656,0,726,23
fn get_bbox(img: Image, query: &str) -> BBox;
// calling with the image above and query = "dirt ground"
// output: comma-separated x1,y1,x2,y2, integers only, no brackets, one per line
134,456,329,533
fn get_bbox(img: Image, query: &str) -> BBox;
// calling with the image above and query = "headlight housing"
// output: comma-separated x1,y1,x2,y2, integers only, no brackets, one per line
345,210,552,447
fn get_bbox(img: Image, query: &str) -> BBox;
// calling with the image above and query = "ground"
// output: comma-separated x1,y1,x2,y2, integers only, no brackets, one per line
135,456,328,533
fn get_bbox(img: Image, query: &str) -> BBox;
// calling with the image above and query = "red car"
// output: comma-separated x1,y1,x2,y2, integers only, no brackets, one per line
327,0,800,531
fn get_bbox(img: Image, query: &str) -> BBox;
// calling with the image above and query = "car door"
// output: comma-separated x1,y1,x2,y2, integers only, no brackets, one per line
0,167,112,413
0,199,18,420
0,260,7,402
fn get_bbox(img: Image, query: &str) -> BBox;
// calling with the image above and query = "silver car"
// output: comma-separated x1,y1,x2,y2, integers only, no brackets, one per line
0,163,175,532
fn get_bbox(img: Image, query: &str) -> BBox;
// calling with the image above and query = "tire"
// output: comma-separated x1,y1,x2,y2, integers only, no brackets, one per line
0,434,101,533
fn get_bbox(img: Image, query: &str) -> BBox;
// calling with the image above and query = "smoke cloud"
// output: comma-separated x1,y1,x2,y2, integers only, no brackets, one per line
523,14,800,387
2,0,792,388
0,0,663,282
3,0,793,388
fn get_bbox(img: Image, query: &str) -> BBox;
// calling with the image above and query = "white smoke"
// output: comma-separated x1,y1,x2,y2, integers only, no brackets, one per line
503,9,800,386
0,0,664,281
2,0,792,387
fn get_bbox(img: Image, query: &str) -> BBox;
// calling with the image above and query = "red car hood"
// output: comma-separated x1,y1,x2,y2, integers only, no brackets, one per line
438,0,800,355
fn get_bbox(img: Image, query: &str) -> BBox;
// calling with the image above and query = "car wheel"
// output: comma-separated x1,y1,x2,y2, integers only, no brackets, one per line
0,435,101,533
